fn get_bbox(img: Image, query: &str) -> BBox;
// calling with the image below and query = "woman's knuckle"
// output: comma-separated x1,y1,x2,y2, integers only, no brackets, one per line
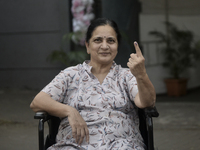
141,57,145,61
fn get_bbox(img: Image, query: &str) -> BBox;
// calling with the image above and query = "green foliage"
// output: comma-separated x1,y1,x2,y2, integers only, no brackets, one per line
149,22,200,79
47,33,89,67
47,49,68,66
47,48,88,66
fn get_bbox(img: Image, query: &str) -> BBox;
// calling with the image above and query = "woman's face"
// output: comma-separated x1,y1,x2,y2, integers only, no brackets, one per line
85,25,118,65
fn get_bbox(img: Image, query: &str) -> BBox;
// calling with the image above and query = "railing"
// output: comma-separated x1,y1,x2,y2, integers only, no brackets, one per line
141,41,165,67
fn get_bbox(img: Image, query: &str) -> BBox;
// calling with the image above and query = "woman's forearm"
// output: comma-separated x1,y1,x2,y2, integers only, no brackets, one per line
30,91,73,118
135,73,156,108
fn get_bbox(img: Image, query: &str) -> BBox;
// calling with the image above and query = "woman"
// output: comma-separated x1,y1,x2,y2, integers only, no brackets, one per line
30,18,156,150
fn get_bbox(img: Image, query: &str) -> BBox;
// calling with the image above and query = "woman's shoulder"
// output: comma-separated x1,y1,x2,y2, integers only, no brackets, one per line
62,63,84,73
59,63,87,79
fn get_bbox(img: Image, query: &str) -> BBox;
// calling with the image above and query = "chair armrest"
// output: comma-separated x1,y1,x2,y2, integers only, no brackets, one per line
144,106,159,118
34,112,52,150
34,112,51,121
34,112,61,150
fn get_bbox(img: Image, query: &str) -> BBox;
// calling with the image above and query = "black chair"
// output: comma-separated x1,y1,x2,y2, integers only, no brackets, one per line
34,107,159,150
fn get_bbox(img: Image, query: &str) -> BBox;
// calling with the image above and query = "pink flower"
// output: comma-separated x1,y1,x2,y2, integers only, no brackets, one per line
71,0,95,46
72,0,82,8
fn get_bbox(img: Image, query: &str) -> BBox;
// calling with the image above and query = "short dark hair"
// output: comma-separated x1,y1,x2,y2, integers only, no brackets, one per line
85,18,121,44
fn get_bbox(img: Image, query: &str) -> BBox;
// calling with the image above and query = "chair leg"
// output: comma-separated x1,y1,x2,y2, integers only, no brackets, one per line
38,119,45,150
146,116,154,150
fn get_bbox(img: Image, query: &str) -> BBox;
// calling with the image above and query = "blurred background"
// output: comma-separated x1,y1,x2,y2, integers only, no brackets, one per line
0,0,200,150
0,0,200,93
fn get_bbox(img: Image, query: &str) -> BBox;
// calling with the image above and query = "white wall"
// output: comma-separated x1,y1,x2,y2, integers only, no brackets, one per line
140,14,200,94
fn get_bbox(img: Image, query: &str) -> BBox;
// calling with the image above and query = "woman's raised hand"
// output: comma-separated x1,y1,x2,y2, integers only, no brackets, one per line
127,41,146,78
67,107,89,145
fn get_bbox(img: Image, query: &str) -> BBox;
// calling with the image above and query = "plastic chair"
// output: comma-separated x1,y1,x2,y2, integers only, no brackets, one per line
34,107,159,150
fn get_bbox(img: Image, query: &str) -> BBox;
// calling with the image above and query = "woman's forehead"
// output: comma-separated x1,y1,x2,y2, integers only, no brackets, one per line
92,25,117,38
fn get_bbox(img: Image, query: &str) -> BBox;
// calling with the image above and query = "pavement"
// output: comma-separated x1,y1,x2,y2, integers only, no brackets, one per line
0,87,200,150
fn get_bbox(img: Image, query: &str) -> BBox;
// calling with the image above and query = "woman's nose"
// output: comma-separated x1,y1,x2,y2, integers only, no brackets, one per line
101,41,108,49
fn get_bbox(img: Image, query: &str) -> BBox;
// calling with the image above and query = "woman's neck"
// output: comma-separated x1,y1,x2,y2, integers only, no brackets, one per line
89,61,112,75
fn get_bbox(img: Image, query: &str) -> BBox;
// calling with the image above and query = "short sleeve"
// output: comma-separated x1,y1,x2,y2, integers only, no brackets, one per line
42,71,68,103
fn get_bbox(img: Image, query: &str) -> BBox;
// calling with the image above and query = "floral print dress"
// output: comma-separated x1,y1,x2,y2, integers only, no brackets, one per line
42,61,146,150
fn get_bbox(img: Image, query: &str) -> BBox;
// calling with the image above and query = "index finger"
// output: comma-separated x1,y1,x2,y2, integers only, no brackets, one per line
133,41,142,56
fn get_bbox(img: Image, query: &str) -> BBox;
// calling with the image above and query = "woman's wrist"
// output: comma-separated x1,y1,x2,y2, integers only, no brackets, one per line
135,72,148,81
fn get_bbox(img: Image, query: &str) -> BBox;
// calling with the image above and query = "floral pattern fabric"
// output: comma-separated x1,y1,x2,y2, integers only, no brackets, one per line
42,61,146,150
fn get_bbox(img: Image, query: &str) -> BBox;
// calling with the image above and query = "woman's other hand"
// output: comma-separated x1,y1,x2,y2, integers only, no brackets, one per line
127,41,146,78
68,107,89,145
30,92,89,145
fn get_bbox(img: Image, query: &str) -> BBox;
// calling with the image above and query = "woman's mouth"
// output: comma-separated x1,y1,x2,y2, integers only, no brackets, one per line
100,53,110,55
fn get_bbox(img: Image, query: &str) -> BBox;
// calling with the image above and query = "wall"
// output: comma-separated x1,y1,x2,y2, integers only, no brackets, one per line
0,0,70,90
101,0,141,67
0,0,141,89
1,0,199,93
139,0,200,94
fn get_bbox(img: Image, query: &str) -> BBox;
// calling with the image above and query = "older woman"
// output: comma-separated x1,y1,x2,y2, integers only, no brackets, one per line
30,18,156,150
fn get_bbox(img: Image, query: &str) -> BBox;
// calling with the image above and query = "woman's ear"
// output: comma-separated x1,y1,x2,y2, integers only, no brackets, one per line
85,42,90,54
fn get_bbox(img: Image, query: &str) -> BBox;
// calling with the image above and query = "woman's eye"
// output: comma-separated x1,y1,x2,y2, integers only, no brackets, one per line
108,39,115,43
94,39,101,42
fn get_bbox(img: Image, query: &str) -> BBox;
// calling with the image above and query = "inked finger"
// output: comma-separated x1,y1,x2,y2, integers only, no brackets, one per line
134,41,142,56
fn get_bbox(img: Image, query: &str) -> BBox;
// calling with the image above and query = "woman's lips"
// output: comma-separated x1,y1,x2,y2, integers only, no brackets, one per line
99,53,110,55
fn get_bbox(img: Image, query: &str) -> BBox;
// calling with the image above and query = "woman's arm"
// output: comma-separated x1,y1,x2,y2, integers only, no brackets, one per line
30,91,89,145
127,42,156,108
30,91,72,118
134,74,156,108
